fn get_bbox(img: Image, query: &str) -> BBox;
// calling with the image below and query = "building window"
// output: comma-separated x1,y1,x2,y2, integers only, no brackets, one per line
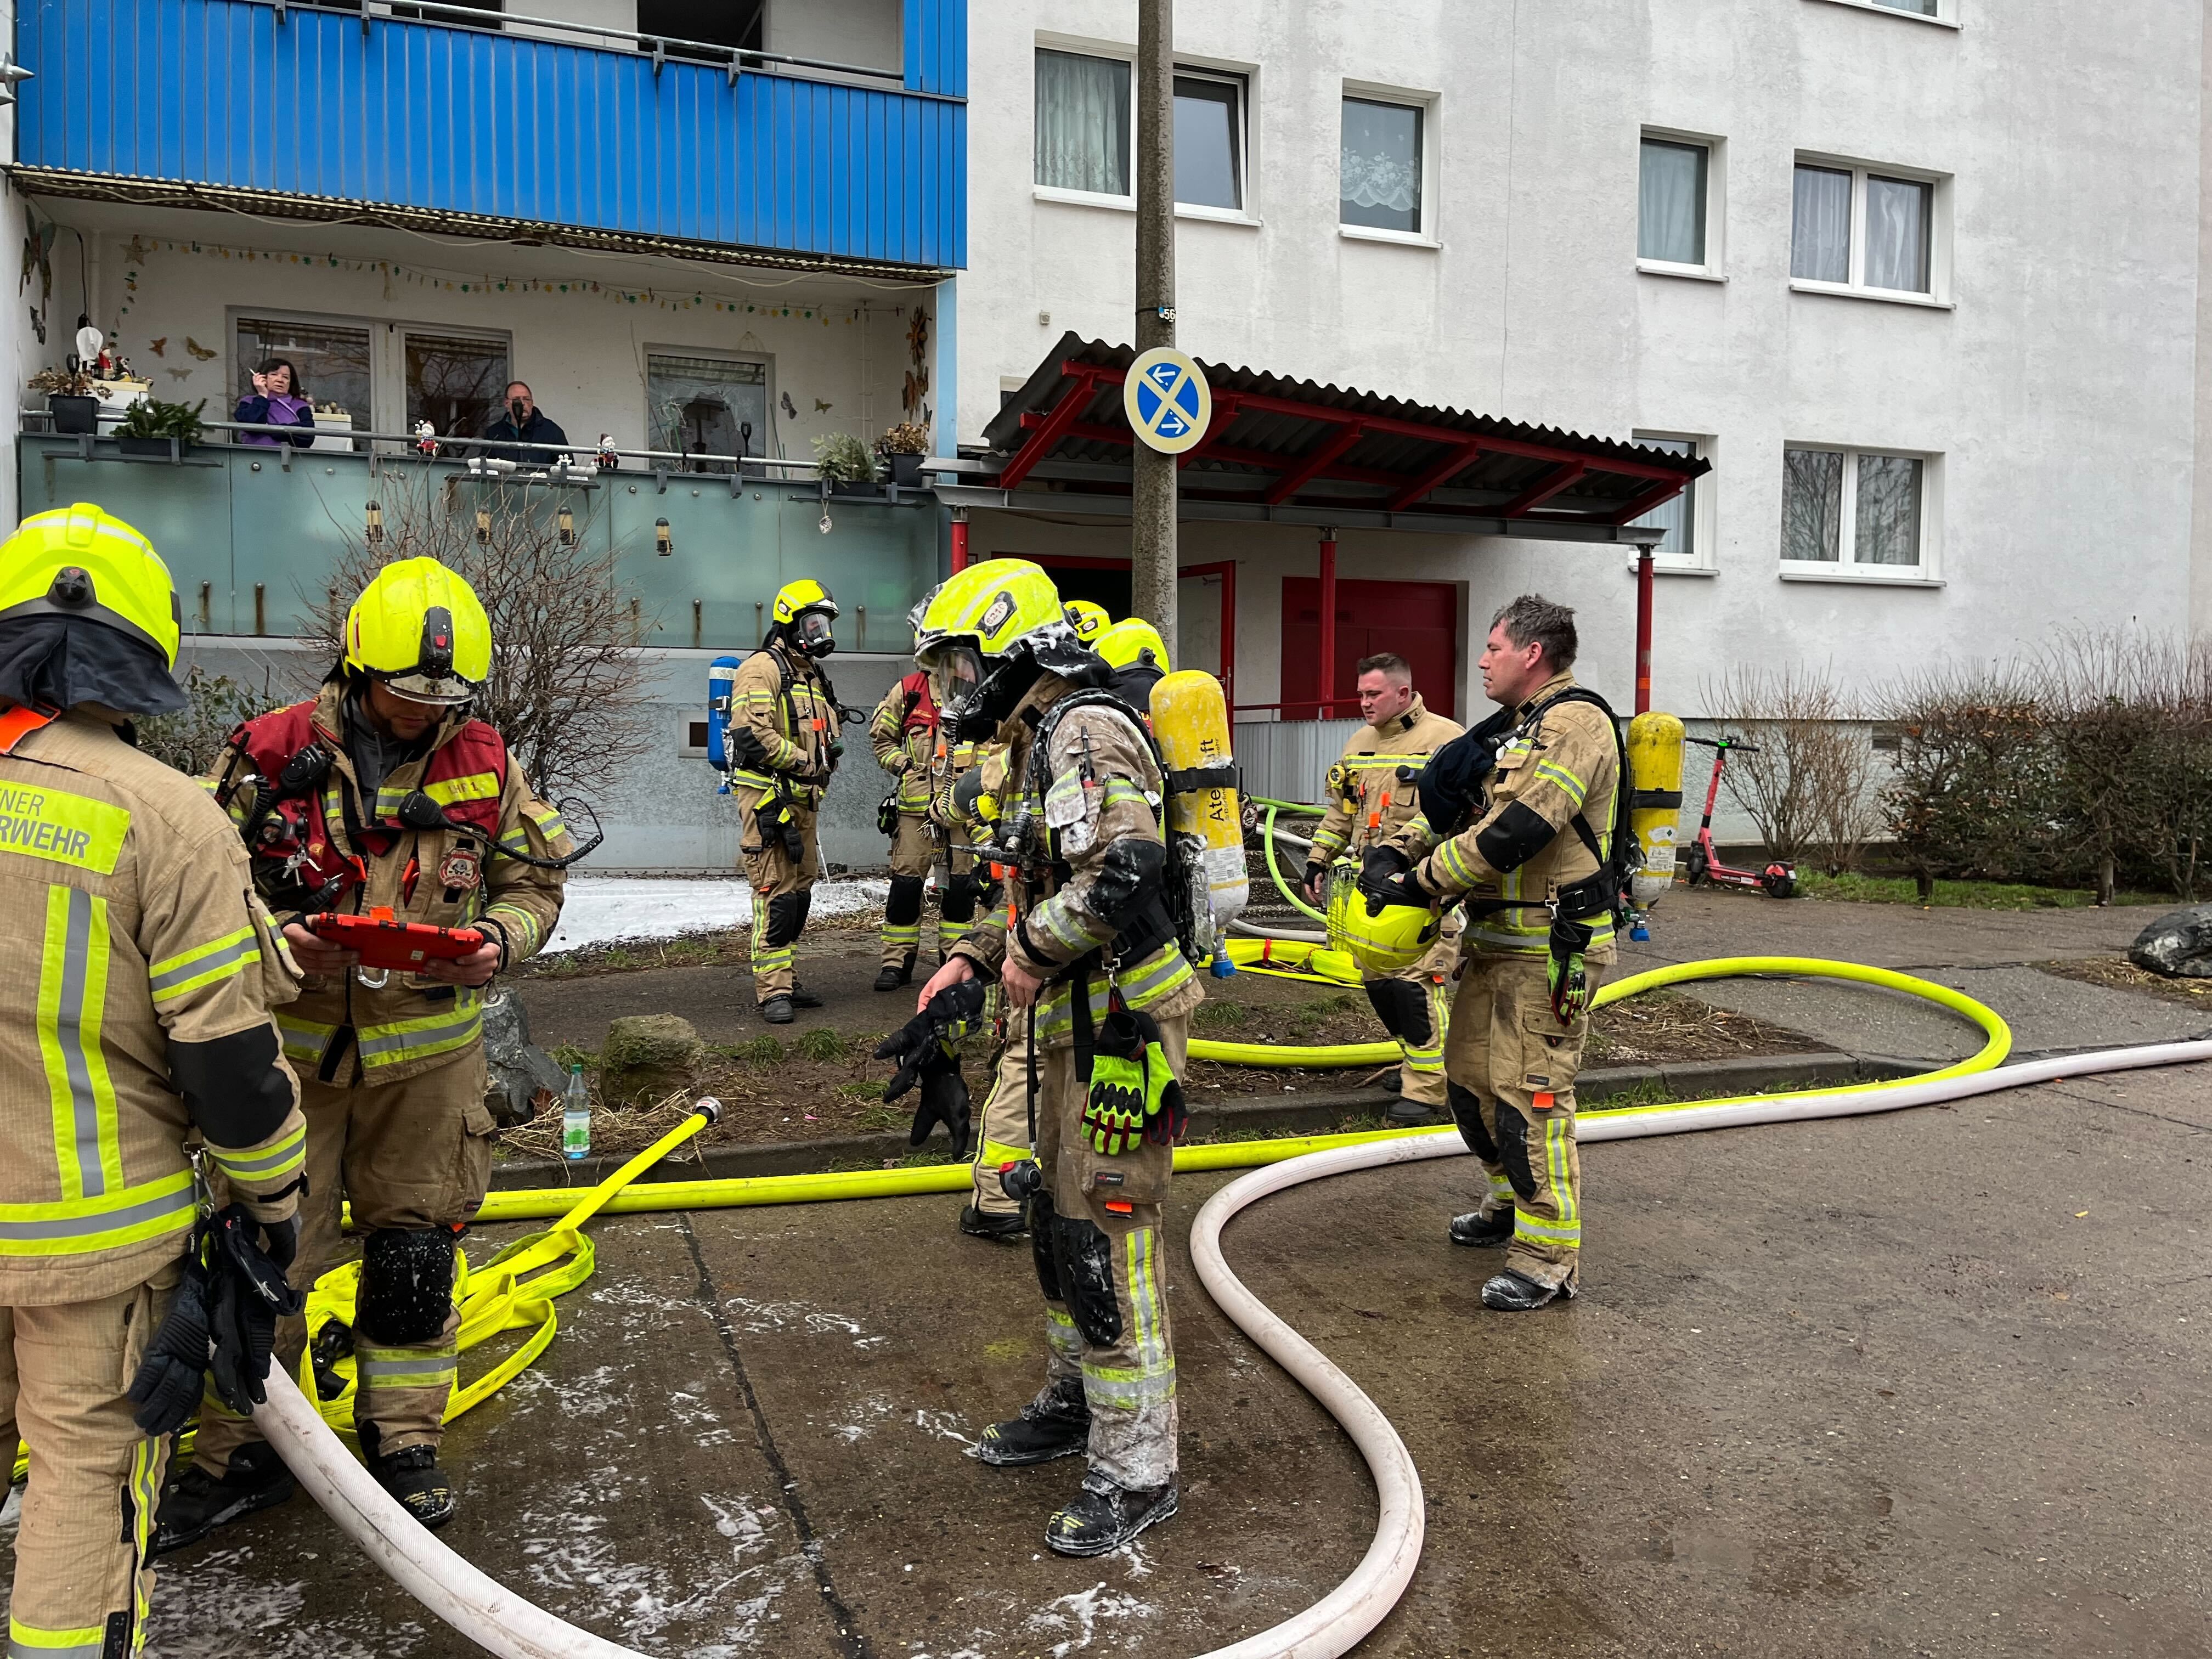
1034,48,1249,213
1341,96,1423,234
405,332,510,445
1173,71,1245,211
1791,159,1940,298
1628,435,1709,567
1638,137,1708,269
1874,0,1939,11
233,316,370,437
1782,446,1929,573
648,353,769,471
637,0,762,66
1035,48,1131,196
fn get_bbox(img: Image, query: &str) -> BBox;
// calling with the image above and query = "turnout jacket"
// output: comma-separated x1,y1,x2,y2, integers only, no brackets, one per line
219,684,571,1086
949,674,1201,1049
1310,693,1464,862
0,705,305,1304
870,670,977,818
1394,671,1621,964
729,644,837,810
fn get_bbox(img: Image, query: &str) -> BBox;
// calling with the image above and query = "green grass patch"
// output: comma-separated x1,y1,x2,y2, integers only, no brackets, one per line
549,1042,597,1074
1798,872,2167,910
724,1034,784,1066
1192,1001,1250,1033
796,1026,850,1062
851,1104,906,1133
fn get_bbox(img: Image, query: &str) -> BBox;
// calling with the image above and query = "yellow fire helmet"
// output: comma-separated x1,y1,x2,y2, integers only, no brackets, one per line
771,577,838,656
915,559,1101,736
1063,598,1110,644
772,578,838,625
0,501,181,667
343,556,493,706
1327,861,1441,974
1094,617,1172,674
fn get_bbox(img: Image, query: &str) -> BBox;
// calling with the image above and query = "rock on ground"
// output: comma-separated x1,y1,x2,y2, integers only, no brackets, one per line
599,1012,704,1103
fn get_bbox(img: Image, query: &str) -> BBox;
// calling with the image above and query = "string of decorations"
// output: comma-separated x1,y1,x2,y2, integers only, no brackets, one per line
112,234,874,323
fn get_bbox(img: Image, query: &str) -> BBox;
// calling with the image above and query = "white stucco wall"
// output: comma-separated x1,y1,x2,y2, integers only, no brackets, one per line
961,0,2208,716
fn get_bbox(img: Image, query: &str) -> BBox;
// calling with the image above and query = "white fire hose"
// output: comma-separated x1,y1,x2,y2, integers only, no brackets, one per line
255,1036,2212,1659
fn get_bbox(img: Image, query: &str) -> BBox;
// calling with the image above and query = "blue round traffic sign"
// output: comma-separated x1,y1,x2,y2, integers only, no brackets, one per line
1124,347,1212,455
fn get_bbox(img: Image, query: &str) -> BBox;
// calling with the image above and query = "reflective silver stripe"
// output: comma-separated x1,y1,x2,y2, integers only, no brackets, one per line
357,1011,481,1060
208,1136,304,1176
147,932,257,997
0,1184,195,1242
54,890,103,1199
8,1635,105,1657
358,1355,459,1384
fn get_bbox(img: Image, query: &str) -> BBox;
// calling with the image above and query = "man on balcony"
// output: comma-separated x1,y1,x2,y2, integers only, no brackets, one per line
478,381,570,465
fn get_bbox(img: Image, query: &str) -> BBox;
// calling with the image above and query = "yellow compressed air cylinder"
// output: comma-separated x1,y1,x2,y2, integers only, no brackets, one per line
1627,710,1686,912
1150,668,1247,949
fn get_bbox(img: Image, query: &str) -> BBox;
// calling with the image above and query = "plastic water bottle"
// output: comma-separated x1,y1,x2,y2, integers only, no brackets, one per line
562,1064,591,1161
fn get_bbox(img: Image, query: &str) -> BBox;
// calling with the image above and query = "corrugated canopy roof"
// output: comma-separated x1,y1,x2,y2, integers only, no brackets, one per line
973,334,1707,533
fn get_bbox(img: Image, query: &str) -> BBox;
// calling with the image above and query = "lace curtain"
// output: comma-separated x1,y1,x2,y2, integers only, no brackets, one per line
1035,50,1130,195
1791,166,1853,283
1340,98,1420,232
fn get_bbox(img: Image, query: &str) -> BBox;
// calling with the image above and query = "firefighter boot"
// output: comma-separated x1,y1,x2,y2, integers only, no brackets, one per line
974,1377,1089,1467
1481,1268,1579,1312
361,1423,457,1530
1448,1208,1514,1249
151,1442,296,1556
875,954,916,992
1046,1470,1181,1558
960,1203,1028,1242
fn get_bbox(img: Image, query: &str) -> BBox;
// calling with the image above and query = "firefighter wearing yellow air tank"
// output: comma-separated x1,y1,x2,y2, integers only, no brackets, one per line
868,655,980,991
0,504,308,1656
911,561,1195,1556
1304,652,1463,1125
170,556,576,1544
1362,595,1623,1312
729,580,843,1022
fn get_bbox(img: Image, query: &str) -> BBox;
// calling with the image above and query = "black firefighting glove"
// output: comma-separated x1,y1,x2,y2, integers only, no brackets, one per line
205,1204,306,1418
127,1252,218,1435
1358,844,1427,916
876,980,989,1156
1301,859,1329,902
1547,914,1596,1024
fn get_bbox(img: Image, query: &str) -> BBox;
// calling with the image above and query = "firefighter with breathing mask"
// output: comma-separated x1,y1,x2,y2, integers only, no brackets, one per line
729,580,843,1022
891,558,1198,1555
0,502,306,1649
162,555,574,1546
868,613,981,992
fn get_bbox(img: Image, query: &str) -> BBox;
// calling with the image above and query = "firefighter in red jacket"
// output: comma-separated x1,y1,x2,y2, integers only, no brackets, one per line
868,657,979,991
157,557,575,1549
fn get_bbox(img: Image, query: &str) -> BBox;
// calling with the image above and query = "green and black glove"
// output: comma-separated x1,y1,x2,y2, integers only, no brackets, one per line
1547,913,1595,1024
1081,1006,1187,1155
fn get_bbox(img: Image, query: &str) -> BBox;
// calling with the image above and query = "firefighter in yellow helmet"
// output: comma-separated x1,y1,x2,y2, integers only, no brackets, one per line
729,579,844,1020
1063,598,1109,646
0,503,307,1652
1092,617,1171,712
164,554,576,1547
1304,653,1464,1125
898,558,1198,1555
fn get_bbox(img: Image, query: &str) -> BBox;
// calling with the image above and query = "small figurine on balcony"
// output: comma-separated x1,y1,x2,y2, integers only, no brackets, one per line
596,433,619,471
414,419,438,456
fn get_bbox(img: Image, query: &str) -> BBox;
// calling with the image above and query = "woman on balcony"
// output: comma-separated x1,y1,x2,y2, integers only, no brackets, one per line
234,357,318,448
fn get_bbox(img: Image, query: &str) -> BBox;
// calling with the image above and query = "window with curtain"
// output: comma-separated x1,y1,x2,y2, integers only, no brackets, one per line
1864,174,1931,292
1629,437,1699,559
1175,72,1244,210
1341,97,1423,234
234,316,371,433
1791,165,1852,283
1638,138,1708,267
647,353,769,472
1782,447,1928,572
1035,49,1131,195
404,332,510,446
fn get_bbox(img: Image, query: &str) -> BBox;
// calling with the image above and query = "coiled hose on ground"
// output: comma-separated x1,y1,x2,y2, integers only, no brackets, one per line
247,797,2212,1657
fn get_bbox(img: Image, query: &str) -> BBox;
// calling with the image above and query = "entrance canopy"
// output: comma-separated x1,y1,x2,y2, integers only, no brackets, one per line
939,334,1707,543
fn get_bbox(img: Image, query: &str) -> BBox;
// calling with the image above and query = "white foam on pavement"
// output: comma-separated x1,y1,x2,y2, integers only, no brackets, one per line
541,876,888,955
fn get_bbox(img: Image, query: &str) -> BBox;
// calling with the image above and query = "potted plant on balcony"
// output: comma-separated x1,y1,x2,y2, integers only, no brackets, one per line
114,397,207,458
30,365,101,436
878,421,929,488
811,431,878,496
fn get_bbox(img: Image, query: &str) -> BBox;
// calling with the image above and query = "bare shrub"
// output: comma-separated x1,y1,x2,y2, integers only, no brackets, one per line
136,664,287,776
302,475,653,795
1700,664,1879,874
1875,665,2059,898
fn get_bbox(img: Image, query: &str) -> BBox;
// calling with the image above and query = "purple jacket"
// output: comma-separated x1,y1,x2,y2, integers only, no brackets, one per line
234,393,317,448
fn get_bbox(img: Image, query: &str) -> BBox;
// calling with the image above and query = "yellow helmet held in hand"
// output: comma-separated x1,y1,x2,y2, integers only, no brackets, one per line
1063,598,1109,644
1094,617,1171,674
344,557,492,706
0,502,180,667
1327,860,1441,974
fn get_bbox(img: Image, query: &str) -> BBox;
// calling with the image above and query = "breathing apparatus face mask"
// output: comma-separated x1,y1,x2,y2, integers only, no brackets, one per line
791,610,836,658
924,640,1037,742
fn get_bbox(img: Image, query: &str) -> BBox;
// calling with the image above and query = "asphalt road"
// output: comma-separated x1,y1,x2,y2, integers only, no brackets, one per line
115,1047,2212,1657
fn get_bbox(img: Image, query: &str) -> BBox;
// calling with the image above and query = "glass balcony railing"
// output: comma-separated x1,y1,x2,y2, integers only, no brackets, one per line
16,0,966,272
16,425,945,649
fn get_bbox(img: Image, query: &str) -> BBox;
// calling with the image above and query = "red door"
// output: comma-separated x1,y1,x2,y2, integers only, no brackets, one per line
1280,578,1457,720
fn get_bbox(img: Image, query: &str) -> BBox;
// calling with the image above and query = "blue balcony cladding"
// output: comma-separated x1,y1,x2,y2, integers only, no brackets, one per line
17,0,966,269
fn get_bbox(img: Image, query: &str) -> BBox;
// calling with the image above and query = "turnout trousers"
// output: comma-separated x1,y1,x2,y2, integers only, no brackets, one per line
740,798,820,1005
1443,954,1606,1293
195,1049,494,1472
968,1007,1037,1220
0,1267,176,1657
1022,1013,1186,1491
